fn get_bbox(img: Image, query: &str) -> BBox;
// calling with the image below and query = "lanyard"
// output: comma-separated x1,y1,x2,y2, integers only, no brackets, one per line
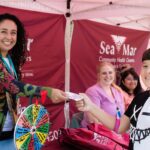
0,54,18,80
111,87,121,119
116,107,121,119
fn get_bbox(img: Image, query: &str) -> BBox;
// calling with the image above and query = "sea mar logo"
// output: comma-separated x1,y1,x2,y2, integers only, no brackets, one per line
99,36,137,56
111,35,126,52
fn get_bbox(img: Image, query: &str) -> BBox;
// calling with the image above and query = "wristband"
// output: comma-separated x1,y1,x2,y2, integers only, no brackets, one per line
113,118,120,133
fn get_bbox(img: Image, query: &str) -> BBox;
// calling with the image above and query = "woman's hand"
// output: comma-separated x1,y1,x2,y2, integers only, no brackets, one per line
75,93,94,112
51,88,67,103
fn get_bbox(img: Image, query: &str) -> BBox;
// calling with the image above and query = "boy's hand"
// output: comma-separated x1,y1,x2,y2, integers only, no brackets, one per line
75,93,93,112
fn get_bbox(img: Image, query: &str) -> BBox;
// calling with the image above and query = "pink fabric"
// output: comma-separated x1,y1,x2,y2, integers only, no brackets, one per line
121,90,134,110
112,84,134,110
59,123,129,150
81,84,125,127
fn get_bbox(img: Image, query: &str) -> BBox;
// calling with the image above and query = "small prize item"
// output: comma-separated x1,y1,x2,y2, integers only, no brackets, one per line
66,92,83,101
14,91,50,150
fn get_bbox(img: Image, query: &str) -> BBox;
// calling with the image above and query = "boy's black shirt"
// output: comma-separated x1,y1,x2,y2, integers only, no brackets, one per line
125,90,150,150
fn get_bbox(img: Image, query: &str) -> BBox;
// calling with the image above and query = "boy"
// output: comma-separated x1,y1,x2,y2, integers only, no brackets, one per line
76,48,150,150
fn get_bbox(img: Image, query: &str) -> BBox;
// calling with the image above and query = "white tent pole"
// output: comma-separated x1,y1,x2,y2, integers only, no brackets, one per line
64,6,74,128
64,19,74,92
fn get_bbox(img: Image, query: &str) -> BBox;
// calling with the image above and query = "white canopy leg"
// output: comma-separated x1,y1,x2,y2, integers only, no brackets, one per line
64,15,74,128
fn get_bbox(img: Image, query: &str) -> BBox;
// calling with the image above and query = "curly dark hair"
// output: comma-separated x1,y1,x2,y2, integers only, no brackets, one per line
0,13,27,80
120,68,143,96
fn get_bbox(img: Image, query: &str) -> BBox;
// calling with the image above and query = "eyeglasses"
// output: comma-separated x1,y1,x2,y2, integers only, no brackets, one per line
125,78,138,81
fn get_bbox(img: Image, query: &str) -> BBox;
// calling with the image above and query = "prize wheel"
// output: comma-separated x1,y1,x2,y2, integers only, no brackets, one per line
14,104,50,150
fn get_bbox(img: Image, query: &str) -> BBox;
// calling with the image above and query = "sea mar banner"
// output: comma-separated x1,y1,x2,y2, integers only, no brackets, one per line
0,6,67,150
70,20,150,93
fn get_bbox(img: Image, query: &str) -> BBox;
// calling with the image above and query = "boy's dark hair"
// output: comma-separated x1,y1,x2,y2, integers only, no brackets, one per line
142,48,150,62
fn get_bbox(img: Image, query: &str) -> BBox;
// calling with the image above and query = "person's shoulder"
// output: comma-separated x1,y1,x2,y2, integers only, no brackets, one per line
134,90,150,101
126,90,150,112
86,84,100,95
137,90,149,96
86,84,97,91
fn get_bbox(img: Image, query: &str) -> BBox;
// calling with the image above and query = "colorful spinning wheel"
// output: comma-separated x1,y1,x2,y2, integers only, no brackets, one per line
14,104,50,150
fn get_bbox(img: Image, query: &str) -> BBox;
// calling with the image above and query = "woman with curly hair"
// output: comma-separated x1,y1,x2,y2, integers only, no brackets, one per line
0,13,67,149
